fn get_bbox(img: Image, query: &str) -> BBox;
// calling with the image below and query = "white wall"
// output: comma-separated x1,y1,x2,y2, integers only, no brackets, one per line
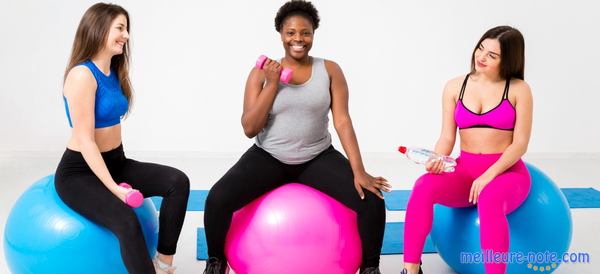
1,0,599,154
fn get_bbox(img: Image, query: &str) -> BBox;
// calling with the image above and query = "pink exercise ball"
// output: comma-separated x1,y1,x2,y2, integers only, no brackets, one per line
224,183,362,274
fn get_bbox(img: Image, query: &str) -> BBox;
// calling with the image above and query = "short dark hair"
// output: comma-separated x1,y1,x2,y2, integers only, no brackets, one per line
470,26,525,80
274,0,320,32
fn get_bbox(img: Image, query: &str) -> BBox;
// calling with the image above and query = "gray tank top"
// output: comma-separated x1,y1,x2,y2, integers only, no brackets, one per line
255,57,332,164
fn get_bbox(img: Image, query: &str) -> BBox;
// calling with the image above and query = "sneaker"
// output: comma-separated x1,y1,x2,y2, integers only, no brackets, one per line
360,267,381,274
153,257,176,274
203,257,230,274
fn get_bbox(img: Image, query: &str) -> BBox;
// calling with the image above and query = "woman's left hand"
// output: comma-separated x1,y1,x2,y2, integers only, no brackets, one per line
354,172,392,200
469,173,494,204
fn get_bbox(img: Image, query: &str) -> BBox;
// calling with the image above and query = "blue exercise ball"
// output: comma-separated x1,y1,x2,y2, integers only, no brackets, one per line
430,163,572,274
3,174,159,274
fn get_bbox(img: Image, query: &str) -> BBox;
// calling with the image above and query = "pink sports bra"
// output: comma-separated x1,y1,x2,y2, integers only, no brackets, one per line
454,74,516,131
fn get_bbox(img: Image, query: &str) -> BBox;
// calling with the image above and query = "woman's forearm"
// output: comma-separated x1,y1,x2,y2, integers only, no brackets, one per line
335,118,366,174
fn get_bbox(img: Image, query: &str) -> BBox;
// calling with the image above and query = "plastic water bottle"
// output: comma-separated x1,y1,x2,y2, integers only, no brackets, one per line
398,146,457,172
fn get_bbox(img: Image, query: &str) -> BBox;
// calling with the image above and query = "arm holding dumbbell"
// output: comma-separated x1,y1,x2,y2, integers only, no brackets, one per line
63,66,144,208
256,55,293,83
241,58,283,138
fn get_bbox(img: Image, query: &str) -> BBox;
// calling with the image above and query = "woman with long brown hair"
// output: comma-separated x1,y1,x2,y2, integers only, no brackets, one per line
401,26,533,274
54,3,189,273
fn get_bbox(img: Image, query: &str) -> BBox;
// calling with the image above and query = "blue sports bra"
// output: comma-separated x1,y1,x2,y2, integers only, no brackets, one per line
63,60,128,128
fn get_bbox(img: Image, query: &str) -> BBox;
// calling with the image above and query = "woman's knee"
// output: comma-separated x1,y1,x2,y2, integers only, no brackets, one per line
165,168,190,196
205,181,234,212
477,192,505,216
411,174,438,198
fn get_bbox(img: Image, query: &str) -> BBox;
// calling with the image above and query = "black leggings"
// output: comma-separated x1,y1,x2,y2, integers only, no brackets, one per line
204,145,386,268
54,144,190,274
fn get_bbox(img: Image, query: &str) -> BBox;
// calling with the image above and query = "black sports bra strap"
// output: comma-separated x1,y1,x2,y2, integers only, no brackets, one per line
502,78,511,99
459,74,470,100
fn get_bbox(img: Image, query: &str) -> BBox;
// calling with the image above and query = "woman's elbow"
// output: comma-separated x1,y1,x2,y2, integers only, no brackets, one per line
333,117,351,132
243,127,258,138
437,134,455,146
72,129,95,145
241,118,258,138
510,136,529,155
517,141,529,154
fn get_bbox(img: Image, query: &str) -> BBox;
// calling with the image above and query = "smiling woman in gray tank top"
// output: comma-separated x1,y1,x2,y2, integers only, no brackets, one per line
255,56,332,164
203,1,391,274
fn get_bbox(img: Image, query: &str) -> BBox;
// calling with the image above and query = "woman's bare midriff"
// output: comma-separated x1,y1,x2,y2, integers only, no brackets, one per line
67,124,122,152
459,127,513,154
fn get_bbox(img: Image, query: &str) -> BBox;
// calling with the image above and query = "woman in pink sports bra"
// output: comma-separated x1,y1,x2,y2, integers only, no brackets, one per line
401,26,533,274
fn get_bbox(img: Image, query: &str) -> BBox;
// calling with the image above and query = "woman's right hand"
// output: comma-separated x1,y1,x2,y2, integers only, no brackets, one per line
425,159,445,174
262,58,283,85
112,185,132,204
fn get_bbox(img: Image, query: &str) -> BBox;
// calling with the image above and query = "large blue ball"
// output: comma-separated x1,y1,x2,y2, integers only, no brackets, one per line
431,163,572,274
3,174,159,274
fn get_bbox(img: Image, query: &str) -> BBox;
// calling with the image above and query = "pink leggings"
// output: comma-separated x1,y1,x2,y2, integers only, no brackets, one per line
403,150,531,274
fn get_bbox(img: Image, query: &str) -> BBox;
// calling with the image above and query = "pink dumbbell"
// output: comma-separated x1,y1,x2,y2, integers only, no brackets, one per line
119,182,144,208
255,55,293,84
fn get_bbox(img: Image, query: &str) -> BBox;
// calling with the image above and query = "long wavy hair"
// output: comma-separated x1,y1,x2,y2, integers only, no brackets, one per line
64,3,133,112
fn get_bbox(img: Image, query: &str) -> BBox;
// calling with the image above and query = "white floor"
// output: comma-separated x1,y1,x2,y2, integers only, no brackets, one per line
1,151,599,274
